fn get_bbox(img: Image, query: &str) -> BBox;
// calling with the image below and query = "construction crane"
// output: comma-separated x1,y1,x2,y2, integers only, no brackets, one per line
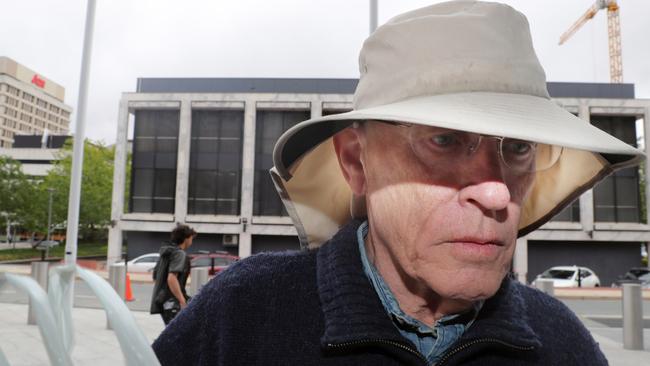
559,0,623,83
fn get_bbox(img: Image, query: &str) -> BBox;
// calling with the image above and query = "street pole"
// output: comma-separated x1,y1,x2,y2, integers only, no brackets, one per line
369,0,378,34
45,188,54,259
64,0,96,268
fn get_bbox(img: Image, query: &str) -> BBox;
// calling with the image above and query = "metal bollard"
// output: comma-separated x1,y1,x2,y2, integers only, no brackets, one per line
28,261,49,325
189,267,209,297
622,283,644,350
107,264,126,329
535,279,555,297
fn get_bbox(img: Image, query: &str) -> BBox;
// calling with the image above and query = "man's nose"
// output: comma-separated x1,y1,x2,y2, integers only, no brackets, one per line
459,181,511,211
458,142,511,211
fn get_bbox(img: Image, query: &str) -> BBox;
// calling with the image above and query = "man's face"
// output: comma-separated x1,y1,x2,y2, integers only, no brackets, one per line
335,121,535,303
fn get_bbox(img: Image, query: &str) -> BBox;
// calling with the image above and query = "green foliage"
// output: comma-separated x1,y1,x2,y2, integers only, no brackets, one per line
0,157,37,230
0,140,115,241
0,242,108,262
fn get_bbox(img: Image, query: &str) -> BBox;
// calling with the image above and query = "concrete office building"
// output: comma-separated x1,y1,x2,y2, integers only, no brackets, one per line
108,78,650,286
0,57,72,148
0,134,69,177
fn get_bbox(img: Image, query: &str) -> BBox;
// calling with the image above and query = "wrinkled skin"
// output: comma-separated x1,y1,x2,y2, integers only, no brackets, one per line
333,121,535,325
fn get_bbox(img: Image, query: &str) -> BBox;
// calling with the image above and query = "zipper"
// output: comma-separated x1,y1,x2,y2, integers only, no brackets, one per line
435,338,535,366
328,339,428,365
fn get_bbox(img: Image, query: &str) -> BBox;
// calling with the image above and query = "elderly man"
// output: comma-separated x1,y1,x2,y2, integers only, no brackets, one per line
153,1,642,365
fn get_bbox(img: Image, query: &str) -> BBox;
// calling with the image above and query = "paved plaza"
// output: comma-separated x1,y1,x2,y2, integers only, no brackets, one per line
1,265,649,365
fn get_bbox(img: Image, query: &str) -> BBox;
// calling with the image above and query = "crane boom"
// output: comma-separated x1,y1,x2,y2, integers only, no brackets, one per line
558,0,623,83
558,2,601,45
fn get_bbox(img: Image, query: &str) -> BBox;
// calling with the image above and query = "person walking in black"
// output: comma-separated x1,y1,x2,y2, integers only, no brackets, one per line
150,224,196,325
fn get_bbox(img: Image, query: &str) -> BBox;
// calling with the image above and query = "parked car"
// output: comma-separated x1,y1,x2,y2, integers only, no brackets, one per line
533,266,601,288
113,253,160,273
190,251,239,275
639,273,650,289
611,267,650,287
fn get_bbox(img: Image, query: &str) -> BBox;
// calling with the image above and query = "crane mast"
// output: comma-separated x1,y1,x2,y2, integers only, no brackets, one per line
559,0,623,83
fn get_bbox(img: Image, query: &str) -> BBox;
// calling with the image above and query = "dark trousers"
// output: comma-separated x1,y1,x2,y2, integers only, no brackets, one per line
161,306,180,325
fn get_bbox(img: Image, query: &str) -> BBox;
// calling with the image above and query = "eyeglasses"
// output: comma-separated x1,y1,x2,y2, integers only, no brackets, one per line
363,121,563,174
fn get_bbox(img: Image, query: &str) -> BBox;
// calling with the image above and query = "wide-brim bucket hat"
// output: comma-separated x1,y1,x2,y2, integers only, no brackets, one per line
271,0,645,248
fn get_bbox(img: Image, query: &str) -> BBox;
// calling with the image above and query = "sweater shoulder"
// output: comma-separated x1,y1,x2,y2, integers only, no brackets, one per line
201,249,317,296
513,282,606,363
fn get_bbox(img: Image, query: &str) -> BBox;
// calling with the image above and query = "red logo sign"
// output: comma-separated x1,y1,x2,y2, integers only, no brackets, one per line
31,74,45,88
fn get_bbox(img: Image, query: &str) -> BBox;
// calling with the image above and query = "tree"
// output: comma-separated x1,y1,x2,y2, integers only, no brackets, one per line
36,140,115,242
0,157,35,237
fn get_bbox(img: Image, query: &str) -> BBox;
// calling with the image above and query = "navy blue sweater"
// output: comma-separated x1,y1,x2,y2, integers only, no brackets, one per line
153,220,607,365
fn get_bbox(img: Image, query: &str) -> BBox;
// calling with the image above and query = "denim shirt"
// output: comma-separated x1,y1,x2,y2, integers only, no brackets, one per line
357,221,483,365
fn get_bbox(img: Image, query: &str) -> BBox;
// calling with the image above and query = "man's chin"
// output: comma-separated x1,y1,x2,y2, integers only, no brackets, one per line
430,273,505,303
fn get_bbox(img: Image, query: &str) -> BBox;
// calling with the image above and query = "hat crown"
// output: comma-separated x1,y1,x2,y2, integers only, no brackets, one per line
354,0,549,110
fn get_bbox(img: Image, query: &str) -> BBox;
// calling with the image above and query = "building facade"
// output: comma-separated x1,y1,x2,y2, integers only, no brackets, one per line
0,57,72,148
0,135,69,177
108,78,650,286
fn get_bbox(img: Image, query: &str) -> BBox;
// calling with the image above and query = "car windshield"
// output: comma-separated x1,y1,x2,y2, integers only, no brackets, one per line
193,258,211,267
638,273,650,282
541,269,575,279
629,269,650,278
214,257,235,266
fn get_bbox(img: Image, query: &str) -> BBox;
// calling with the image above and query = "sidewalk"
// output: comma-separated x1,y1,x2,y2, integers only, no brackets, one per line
0,303,164,366
0,302,648,365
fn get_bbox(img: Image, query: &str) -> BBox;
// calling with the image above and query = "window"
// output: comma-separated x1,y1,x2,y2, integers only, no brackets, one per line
22,92,34,103
188,110,244,215
7,86,20,96
130,110,180,213
550,200,580,222
253,109,309,216
592,116,641,223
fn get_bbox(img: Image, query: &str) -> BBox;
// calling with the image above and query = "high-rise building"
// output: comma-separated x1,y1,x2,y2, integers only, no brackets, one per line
0,57,72,148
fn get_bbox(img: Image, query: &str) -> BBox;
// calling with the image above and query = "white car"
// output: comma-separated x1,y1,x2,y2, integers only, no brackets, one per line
534,266,601,288
113,253,160,273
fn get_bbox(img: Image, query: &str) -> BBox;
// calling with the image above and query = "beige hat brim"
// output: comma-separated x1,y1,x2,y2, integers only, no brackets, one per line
272,92,645,248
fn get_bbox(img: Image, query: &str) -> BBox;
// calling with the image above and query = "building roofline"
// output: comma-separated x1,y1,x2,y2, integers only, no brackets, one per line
136,78,635,99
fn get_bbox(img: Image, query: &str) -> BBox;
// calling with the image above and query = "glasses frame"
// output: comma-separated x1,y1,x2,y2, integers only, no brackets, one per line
356,120,563,174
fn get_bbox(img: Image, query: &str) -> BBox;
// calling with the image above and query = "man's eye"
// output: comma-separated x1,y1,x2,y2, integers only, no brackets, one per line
504,140,534,155
431,134,457,147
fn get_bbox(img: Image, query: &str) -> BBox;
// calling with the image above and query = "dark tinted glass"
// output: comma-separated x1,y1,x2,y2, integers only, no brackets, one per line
188,110,244,215
592,116,640,223
253,110,309,216
130,110,179,213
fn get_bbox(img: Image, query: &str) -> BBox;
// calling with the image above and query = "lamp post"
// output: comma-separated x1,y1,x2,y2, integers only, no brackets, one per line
45,187,55,259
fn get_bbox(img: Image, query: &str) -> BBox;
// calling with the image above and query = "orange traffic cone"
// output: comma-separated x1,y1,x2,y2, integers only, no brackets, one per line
125,273,135,302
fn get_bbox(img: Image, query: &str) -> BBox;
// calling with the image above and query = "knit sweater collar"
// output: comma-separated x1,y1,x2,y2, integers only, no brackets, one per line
316,219,542,352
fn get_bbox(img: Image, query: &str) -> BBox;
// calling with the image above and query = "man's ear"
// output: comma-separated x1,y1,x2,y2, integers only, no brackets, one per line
333,126,366,195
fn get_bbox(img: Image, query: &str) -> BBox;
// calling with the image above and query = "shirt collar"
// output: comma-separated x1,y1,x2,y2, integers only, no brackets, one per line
356,220,483,334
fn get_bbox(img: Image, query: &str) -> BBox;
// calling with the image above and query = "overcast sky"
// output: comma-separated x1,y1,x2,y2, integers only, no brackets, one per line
2,0,649,144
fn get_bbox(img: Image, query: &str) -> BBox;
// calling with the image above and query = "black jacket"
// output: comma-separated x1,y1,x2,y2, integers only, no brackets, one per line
153,220,607,365
150,242,190,314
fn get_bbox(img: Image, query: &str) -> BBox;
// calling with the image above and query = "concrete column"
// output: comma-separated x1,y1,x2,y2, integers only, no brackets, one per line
238,99,256,258
174,98,192,223
513,237,528,284
642,108,650,224
28,262,49,325
107,98,129,265
578,103,595,233
107,264,126,329
622,283,644,350
189,267,209,296
311,97,322,118
535,279,555,297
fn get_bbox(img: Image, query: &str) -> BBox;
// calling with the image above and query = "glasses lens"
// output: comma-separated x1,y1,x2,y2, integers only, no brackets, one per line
404,124,562,173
